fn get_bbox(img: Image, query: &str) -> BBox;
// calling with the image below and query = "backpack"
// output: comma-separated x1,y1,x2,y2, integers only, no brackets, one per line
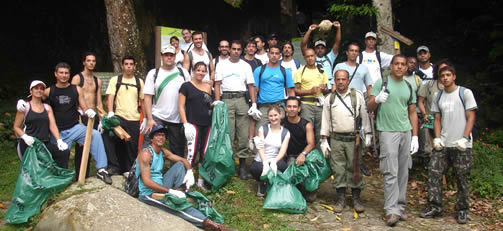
279,59,301,69
359,49,382,78
262,124,288,143
328,88,360,131
436,86,467,111
124,147,154,197
375,76,413,118
78,73,99,94
300,65,324,77
188,49,213,75
257,64,288,100
113,75,141,113
316,55,335,74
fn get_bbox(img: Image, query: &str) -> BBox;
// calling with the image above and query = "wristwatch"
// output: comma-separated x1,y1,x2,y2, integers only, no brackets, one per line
301,151,307,156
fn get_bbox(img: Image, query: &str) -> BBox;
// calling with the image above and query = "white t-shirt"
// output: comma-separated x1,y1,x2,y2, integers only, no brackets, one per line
189,49,212,82
143,67,190,123
419,65,434,84
356,50,393,83
175,50,185,69
255,52,269,65
180,41,208,53
215,59,254,92
254,125,290,162
431,86,477,148
280,59,298,74
213,56,229,70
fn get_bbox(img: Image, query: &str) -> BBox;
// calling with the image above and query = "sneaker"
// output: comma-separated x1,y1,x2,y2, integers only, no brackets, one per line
97,168,113,184
457,210,468,224
197,179,208,191
420,207,443,218
256,183,266,197
122,171,130,178
399,210,408,221
386,214,400,227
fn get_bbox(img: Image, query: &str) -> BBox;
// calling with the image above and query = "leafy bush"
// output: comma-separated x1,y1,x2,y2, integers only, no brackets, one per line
471,139,503,199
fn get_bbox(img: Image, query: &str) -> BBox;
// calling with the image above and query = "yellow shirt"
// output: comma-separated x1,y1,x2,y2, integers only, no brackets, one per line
293,65,328,105
105,76,144,121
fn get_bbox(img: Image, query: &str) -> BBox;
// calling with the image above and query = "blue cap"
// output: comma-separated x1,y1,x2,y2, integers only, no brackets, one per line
150,125,168,138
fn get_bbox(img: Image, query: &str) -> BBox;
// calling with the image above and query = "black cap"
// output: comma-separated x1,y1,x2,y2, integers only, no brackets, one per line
149,125,168,139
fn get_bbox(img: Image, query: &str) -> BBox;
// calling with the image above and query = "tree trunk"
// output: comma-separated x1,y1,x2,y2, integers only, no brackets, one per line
372,0,394,54
104,0,147,78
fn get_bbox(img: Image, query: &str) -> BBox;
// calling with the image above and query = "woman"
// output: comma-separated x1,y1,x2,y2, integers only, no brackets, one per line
170,36,190,70
178,62,213,190
250,105,290,197
13,80,69,168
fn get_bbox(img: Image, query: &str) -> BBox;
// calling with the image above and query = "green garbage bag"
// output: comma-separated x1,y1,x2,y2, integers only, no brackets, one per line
200,103,235,192
282,162,309,185
163,194,193,211
187,191,225,224
100,115,121,137
422,114,434,129
304,149,332,192
5,139,75,224
260,169,307,214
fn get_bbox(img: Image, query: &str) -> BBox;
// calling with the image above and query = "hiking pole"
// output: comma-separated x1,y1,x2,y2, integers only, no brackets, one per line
370,115,378,159
78,117,95,184
353,133,361,184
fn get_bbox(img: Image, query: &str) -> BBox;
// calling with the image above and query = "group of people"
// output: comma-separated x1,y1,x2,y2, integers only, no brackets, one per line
13,23,477,229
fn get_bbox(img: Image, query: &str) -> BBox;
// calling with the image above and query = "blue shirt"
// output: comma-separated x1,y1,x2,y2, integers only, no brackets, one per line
137,146,164,196
253,65,295,104
316,50,338,89
333,62,373,93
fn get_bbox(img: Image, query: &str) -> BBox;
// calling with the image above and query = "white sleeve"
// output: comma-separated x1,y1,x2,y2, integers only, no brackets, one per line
182,69,191,82
244,63,255,84
143,69,156,95
215,62,223,82
464,89,478,111
431,92,440,113
380,52,394,67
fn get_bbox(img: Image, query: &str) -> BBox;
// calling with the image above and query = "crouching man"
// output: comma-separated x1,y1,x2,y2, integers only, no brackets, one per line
137,125,232,230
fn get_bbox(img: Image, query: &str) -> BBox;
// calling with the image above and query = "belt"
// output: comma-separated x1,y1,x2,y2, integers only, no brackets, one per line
300,97,317,102
332,132,356,142
258,100,284,107
222,91,245,99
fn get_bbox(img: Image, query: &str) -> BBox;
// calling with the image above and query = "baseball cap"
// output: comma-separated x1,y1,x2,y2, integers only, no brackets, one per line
149,125,168,138
29,80,46,90
416,45,430,53
314,40,326,47
268,33,278,40
365,32,377,39
160,45,176,54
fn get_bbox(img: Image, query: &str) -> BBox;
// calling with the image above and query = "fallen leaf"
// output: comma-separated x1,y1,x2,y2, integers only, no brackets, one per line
263,224,269,229
353,209,358,219
336,215,342,221
341,228,351,231
0,203,8,209
310,215,320,222
226,190,236,194
499,208,503,214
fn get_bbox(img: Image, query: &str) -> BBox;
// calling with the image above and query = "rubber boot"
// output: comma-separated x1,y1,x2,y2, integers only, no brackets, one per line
333,187,346,213
239,158,248,180
202,218,234,231
352,188,365,213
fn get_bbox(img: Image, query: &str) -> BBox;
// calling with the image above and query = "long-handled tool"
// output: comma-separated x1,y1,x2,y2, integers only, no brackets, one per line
78,117,95,184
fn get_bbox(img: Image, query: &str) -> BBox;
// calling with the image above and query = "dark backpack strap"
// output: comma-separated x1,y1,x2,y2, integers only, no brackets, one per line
135,76,141,112
93,76,98,94
188,51,193,73
294,59,301,69
113,75,123,112
358,52,363,64
153,68,160,87
78,73,84,88
458,86,466,110
262,124,269,138
177,67,185,80
301,65,307,77
214,56,220,69
375,49,383,78
280,66,288,96
403,80,413,105
257,64,267,100
281,127,288,143
348,64,360,85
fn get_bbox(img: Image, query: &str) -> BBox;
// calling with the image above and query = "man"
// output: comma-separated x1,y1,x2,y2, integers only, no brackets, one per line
213,40,230,69
188,31,215,85
333,42,373,95
142,45,190,158
71,52,103,179
416,46,433,83
420,66,477,224
404,57,424,158
137,125,231,230
103,56,145,176
357,32,400,84
320,70,371,213
301,21,341,89
214,40,257,180
179,28,208,52
253,45,295,130
280,41,301,74
367,55,418,226
267,33,279,50
18,62,112,184
241,39,263,71
293,48,329,147
282,96,316,201
253,35,269,64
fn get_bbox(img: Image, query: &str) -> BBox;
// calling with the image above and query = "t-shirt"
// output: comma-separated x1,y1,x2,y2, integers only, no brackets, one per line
280,59,299,75
213,56,229,70
241,57,262,72
418,80,443,115
189,50,212,82
431,86,477,148
175,50,185,69
333,62,373,93
180,41,208,53
179,82,212,126
143,67,189,123
293,65,328,105
419,65,434,84
255,52,269,64
254,125,290,162
137,146,164,196
282,117,309,158
106,76,145,121
371,76,416,132
357,50,393,83
316,50,338,89
215,59,254,92
403,75,422,94
253,65,295,104
48,85,79,130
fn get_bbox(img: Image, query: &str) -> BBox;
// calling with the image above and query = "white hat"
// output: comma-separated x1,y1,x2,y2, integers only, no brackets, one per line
314,40,326,47
365,32,377,39
29,80,46,90
416,45,430,53
160,45,176,54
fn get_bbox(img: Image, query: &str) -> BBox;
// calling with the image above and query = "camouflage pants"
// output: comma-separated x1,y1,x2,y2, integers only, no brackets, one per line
427,147,473,211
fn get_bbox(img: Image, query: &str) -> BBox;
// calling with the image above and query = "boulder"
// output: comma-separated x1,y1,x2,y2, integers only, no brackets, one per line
35,176,199,231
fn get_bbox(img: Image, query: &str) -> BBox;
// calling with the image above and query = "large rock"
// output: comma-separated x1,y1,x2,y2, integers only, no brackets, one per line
35,176,199,231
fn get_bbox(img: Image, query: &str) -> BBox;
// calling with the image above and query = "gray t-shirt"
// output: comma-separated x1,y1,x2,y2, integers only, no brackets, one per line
333,62,373,93
431,86,477,148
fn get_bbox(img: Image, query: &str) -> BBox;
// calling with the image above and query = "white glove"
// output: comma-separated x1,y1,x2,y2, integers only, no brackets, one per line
320,139,331,157
21,134,35,146
410,136,419,155
17,99,26,112
212,100,224,105
375,87,389,104
57,139,68,151
97,120,104,133
140,119,147,134
317,96,325,106
433,138,445,151
453,138,469,152
78,109,84,116
85,109,96,118
365,134,372,147
253,136,265,149
183,123,196,141
168,189,186,199
183,169,195,191
261,161,270,176
107,111,115,118
249,139,255,150
248,103,262,120
270,160,278,176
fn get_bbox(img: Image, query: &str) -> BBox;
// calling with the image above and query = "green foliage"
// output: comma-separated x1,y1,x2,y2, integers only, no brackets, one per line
471,137,503,199
223,0,243,8
328,1,378,20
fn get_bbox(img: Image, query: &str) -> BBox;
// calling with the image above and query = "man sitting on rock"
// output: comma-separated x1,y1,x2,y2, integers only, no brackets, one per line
137,125,232,230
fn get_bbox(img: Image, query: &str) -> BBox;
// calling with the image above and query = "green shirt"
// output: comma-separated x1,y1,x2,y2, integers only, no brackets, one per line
371,76,416,132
